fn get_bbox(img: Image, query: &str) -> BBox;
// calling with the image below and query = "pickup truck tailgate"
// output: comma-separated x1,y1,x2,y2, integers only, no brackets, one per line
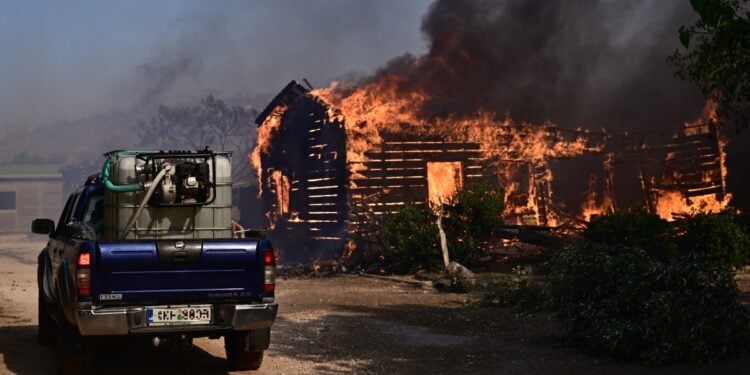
93,239,262,305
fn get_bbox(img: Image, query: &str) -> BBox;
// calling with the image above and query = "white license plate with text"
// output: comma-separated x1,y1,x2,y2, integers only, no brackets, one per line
146,305,212,326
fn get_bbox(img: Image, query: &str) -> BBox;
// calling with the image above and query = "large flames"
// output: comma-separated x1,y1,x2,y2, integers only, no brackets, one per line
580,153,616,222
311,77,609,226
253,75,731,226
250,104,286,195
313,77,429,167
246,1,737,264
426,161,463,207
655,191,729,221
651,101,731,221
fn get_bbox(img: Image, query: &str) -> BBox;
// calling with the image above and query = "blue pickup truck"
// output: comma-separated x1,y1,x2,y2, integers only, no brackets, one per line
32,150,278,374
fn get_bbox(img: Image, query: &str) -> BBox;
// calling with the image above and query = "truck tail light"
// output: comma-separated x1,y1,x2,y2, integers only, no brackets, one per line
263,249,276,293
77,251,91,297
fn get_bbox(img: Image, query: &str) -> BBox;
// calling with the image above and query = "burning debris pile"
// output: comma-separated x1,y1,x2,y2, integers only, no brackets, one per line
251,80,730,261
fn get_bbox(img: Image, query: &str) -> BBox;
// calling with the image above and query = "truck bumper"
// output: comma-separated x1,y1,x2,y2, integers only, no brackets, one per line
74,303,278,336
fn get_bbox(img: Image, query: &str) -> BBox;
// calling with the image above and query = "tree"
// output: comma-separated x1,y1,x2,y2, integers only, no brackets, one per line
136,95,258,186
670,0,750,129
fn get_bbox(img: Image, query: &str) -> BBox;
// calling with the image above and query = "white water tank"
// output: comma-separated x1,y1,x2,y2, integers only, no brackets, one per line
101,152,233,240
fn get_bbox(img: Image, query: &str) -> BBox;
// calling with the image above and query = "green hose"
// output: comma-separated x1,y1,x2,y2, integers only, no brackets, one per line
101,153,143,193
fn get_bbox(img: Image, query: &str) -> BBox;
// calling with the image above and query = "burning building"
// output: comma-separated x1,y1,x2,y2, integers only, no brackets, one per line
244,0,735,262
251,80,730,261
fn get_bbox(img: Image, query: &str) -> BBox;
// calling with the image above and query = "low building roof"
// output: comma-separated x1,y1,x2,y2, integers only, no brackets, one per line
0,164,63,180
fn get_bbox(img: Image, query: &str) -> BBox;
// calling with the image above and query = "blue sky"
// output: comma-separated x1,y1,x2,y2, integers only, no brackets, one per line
0,1,432,128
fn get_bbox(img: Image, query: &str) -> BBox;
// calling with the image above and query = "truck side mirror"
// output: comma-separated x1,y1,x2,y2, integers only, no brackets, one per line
32,218,55,235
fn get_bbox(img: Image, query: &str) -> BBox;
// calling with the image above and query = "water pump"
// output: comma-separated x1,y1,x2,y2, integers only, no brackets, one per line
134,151,217,206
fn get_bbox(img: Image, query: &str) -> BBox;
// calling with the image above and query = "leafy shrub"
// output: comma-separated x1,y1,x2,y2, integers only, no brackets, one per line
443,181,504,264
382,204,440,272
584,210,676,260
442,273,471,294
549,212,750,364
675,212,750,269
733,212,750,234
642,254,750,363
381,182,503,272
585,210,750,268
481,266,548,312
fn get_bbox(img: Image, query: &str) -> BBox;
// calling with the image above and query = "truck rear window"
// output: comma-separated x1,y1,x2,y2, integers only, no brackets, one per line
83,195,104,232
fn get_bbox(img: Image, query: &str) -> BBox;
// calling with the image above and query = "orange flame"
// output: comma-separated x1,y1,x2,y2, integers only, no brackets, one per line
271,170,291,216
653,100,731,221
580,153,616,221
655,191,731,221
313,77,429,166
253,77,729,228
250,104,287,196
427,161,463,207
311,75,606,226
580,175,616,222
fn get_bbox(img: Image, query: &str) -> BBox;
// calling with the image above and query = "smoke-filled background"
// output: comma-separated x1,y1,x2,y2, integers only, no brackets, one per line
1,0,748,209
0,0,431,163
383,0,704,130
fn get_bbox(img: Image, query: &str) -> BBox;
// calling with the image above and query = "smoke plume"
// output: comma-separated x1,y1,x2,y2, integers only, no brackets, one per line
352,0,705,131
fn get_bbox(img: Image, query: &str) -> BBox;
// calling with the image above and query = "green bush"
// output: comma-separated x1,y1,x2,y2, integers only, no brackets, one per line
642,255,750,363
549,212,750,364
733,213,750,234
443,181,504,264
584,210,677,260
585,210,750,268
382,204,441,272
481,266,548,312
550,244,655,358
675,212,750,269
381,182,503,272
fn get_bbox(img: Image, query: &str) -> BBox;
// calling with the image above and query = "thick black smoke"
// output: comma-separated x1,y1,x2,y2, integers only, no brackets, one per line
346,0,750,211
367,0,705,131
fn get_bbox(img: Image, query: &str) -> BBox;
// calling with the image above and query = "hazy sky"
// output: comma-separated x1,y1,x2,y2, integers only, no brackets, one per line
3,1,748,210
0,0,432,128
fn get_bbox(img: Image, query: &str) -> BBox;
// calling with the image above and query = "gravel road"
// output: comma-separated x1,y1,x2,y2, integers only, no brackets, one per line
1,235,750,374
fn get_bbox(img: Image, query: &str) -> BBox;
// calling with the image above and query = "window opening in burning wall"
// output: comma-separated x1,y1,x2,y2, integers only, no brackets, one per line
427,161,463,207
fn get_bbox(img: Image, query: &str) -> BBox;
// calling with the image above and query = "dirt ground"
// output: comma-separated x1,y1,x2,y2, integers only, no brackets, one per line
2,235,750,374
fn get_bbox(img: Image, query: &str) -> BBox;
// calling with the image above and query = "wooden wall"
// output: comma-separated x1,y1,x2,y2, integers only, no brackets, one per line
259,92,349,261
650,122,724,198
348,133,487,237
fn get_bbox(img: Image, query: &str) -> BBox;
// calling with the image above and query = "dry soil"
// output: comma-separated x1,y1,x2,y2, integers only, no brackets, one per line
1,234,750,374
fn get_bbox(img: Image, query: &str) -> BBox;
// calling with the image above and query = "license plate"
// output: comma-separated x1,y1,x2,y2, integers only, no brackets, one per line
146,305,212,326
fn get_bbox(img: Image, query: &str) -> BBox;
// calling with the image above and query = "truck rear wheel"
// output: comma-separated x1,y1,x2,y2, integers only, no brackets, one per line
225,331,264,371
57,312,94,375
37,287,56,345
